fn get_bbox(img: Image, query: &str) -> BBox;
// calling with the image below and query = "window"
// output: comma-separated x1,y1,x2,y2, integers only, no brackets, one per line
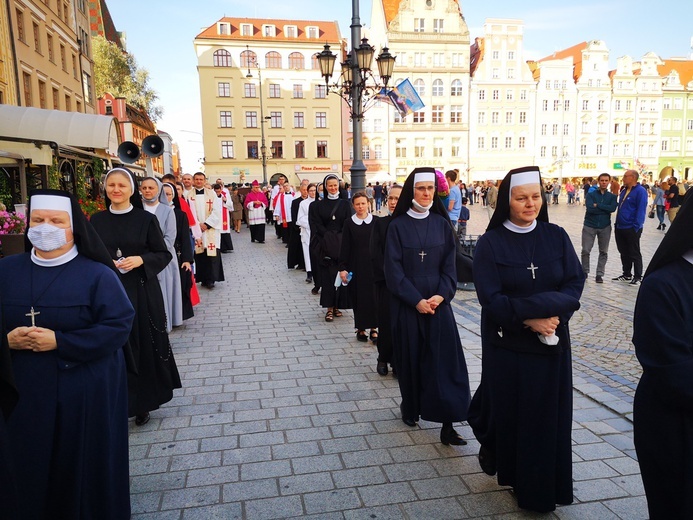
244,83,257,98
32,22,40,53
545,80,551,89
688,119,693,131
395,138,406,158
271,141,283,158
432,79,443,96
414,138,425,157
240,50,256,68
82,72,93,104
317,140,328,158
220,111,232,128
22,73,31,106
615,100,621,111
625,123,631,134
519,111,526,124
269,84,281,98
213,49,232,67
507,68,515,79
52,87,59,109
46,33,54,62
540,146,546,157
506,90,514,101
505,112,513,124
221,141,234,158
288,52,304,69
60,44,66,71
293,112,304,128
311,53,320,69
315,112,327,128
374,119,383,132
245,111,258,128
613,123,620,134
564,124,569,136
612,143,619,155
314,85,326,98
284,25,297,38
491,137,498,149
582,121,589,133
414,53,425,67
262,24,276,37
247,141,258,159
520,90,527,100
362,145,370,159
451,79,463,96
393,110,403,123
580,144,587,156
541,124,547,136
16,10,25,42
72,54,77,79
295,141,305,158
433,138,443,157
479,90,486,101
626,100,632,111
477,136,485,149
414,18,424,32
451,138,461,157
306,26,319,39
596,144,603,155
270,111,282,128
413,111,425,123
598,99,605,110
508,51,515,60
505,136,512,149
241,24,253,37
674,97,683,109
492,89,499,100
413,79,425,96
38,80,46,108
491,112,499,124
519,136,526,148
553,100,560,111
478,112,486,124
492,68,499,79
433,53,444,67
218,82,230,97
265,51,281,68
450,105,463,123
293,84,303,98
582,100,589,110
492,51,499,59
433,19,444,33
552,124,558,136
597,121,605,133
217,22,230,35
64,93,71,111
661,140,669,151
624,143,631,155
374,144,383,159
551,145,557,156
542,100,548,111
451,53,463,67
431,105,443,123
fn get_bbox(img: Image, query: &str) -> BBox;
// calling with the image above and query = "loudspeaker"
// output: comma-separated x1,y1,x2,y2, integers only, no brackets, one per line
142,135,164,158
117,141,140,164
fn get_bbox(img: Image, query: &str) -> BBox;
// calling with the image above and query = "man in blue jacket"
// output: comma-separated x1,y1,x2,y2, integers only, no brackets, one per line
612,170,649,286
581,173,618,283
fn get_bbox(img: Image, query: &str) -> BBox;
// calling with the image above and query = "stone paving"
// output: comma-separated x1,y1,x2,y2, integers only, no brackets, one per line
128,196,663,519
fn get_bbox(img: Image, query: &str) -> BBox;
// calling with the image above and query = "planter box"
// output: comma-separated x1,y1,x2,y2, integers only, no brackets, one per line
0,234,26,257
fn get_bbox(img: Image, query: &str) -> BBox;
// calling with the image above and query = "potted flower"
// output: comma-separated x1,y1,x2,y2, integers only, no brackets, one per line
78,197,106,219
0,209,28,257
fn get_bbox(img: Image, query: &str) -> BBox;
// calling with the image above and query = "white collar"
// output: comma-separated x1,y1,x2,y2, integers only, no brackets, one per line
683,249,693,266
144,203,157,214
407,208,429,219
502,219,537,233
351,213,373,225
31,244,78,267
109,204,133,214
327,192,340,200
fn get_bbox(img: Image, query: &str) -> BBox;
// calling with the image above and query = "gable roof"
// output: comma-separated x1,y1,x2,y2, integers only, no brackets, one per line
658,59,693,88
195,17,340,43
538,42,587,81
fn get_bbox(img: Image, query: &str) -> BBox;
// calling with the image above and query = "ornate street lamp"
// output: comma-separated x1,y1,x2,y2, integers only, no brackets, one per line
317,2,396,194
246,46,269,185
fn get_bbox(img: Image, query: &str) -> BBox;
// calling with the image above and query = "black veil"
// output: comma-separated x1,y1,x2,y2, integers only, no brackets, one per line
487,166,549,231
644,190,693,278
391,167,450,220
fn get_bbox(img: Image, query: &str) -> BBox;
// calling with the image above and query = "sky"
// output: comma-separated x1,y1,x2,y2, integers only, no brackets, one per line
107,0,693,172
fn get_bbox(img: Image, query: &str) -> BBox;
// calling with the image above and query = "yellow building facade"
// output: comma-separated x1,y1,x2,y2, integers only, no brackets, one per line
0,0,18,104
194,18,344,185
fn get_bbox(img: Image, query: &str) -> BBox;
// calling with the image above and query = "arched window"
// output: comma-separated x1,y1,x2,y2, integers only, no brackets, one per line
432,79,444,96
413,78,425,96
240,49,256,68
213,49,232,67
451,79,463,96
311,53,320,70
288,52,305,69
265,51,282,69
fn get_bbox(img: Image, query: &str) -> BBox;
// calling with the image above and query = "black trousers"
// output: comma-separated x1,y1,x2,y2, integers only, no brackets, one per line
614,227,643,279
249,224,266,243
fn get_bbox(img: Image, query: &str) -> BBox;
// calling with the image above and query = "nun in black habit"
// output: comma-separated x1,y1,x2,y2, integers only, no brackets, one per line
384,167,471,445
633,191,693,520
91,168,182,426
0,189,135,519
468,166,584,513
163,182,195,320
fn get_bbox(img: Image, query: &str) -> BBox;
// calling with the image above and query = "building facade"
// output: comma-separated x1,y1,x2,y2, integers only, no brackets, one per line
194,17,344,185
657,59,693,180
0,0,18,104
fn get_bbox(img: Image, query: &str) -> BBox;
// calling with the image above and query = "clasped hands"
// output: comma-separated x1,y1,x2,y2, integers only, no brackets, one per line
7,327,57,352
416,295,444,315
523,316,560,336
114,256,144,272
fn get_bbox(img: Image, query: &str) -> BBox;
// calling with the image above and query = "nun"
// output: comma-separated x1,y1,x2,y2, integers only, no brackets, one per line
0,189,134,519
633,191,693,520
91,168,182,426
468,166,584,513
384,167,471,445
140,176,184,331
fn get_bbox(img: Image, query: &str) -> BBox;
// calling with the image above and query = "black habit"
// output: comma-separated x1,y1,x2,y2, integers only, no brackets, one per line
173,207,195,320
469,221,584,512
338,215,378,330
91,208,182,416
287,196,306,269
370,215,394,364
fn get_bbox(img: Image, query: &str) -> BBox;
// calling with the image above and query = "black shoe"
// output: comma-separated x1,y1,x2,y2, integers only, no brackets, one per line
478,445,497,476
376,361,388,376
305,276,313,284
440,425,467,446
311,287,320,295
135,412,150,426
662,223,666,230
656,224,662,230
629,278,641,287
595,275,603,284
612,274,632,282
356,331,368,342
400,403,417,427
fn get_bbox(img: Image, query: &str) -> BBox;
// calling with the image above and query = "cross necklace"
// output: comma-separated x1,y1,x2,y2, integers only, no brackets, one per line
520,233,539,280
28,261,70,327
412,216,431,263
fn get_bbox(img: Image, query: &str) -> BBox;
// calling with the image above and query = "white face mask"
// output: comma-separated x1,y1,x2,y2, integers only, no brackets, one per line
411,199,433,212
27,223,70,252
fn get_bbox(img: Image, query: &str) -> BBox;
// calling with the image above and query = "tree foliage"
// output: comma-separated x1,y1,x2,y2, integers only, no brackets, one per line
92,36,163,122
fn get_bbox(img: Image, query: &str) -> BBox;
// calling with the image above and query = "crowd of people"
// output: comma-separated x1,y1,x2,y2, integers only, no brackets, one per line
0,164,690,518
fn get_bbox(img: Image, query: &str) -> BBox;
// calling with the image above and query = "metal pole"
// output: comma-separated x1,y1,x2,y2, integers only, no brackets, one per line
258,67,268,185
349,0,366,194
559,90,565,185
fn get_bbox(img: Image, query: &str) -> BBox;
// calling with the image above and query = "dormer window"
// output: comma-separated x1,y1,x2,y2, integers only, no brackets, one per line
240,23,253,36
217,22,230,35
263,24,276,37
305,26,319,39
284,25,297,38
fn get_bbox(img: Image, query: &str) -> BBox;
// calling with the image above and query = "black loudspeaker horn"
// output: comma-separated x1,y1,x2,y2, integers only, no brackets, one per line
141,135,164,158
117,141,140,164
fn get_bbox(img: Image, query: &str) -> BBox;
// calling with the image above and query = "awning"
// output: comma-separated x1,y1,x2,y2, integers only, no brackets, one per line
0,105,120,153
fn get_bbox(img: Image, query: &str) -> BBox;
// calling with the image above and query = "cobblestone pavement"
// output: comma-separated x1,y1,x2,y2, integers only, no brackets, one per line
128,197,657,519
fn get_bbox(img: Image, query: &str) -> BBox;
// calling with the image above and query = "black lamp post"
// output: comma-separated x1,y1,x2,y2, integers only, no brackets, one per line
317,1,395,194
246,46,269,185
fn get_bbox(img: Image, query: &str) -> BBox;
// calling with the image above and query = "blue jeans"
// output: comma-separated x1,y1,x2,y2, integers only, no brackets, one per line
656,205,665,225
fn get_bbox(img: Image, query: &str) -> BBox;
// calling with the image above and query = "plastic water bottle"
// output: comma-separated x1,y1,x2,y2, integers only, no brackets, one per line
343,272,353,285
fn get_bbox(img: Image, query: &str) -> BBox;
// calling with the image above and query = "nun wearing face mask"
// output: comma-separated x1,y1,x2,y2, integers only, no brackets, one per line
0,189,135,520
